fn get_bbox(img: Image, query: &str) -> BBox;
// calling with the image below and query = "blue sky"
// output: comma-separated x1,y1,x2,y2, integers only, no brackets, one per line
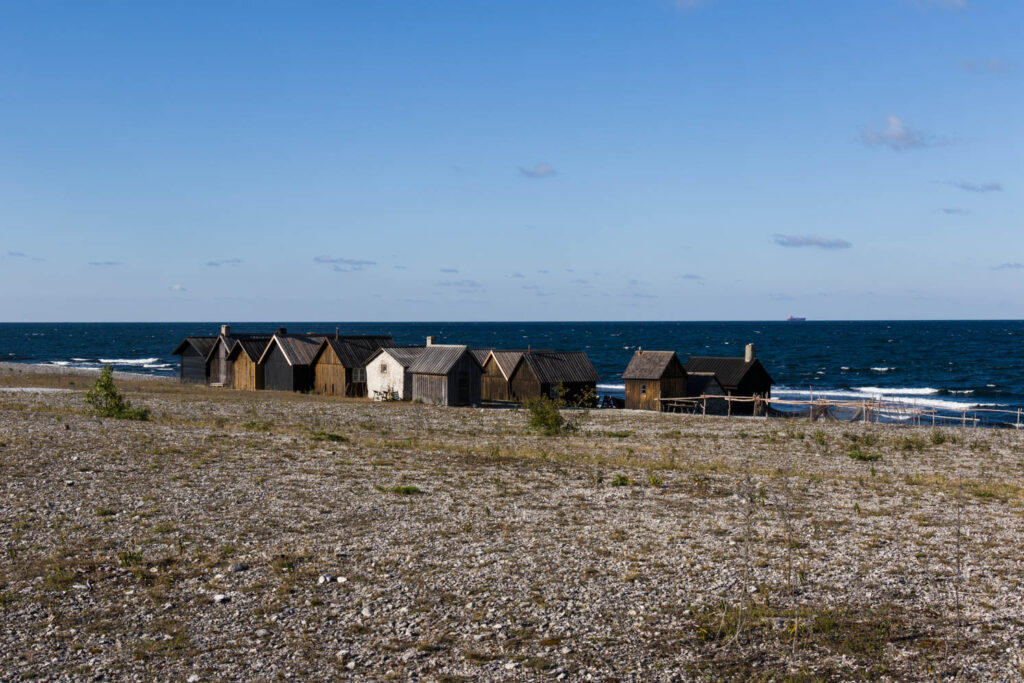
1,0,1021,321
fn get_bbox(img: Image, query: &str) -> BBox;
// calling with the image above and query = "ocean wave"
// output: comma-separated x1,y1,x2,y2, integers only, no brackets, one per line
98,357,161,366
855,386,939,396
773,387,998,412
870,366,895,372
597,383,626,391
143,363,174,369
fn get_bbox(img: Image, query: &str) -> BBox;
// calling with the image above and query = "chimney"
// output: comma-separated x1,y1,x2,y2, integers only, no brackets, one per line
335,326,340,340
745,343,756,363
426,336,435,346
277,327,287,336
221,324,231,336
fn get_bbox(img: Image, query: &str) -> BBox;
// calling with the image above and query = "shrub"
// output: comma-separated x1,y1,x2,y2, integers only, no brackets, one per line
84,366,150,420
930,429,947,445
309,429,348,442
610,474,630,487
377,484,421,495
523,395,568,436
848,446,882,462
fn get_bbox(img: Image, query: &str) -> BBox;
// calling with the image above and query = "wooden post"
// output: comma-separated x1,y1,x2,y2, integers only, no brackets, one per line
727,395,732,418
702,397,706,418
1017,408,1021,430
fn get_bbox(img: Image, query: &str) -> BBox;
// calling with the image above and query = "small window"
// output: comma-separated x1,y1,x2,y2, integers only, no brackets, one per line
641,383,647,395
380,362,388,375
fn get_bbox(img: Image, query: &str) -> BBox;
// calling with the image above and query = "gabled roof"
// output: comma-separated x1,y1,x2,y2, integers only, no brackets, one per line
227,336,273,362
687,372,724,396
257,334,326,366
366,346,426,369
517,351,600,384
621,350,681,380
318,335,395,368
408,345,479,375
684,356,773,389
489,351,525,380
470,348,492,365
171,337,217,357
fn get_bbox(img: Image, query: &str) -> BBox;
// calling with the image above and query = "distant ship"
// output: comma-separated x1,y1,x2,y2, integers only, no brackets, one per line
786,316,807,322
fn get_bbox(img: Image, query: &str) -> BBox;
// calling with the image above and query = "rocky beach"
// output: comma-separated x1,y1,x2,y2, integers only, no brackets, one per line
1,363,1023,680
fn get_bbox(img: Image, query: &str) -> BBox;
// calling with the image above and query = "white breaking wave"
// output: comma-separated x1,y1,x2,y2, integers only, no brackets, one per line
870,366,895,372
144,363,173,369
98,357,160,365
597,383,626,391
855,386,939,396
773,387,998,412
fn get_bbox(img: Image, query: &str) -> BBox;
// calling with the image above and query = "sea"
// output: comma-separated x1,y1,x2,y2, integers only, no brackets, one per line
2,320,1023,425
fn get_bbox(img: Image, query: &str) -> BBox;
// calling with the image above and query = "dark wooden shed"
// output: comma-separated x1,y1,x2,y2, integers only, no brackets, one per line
507,351,600,406
408,345,482,406
686,373,728,415
257,333,325,393
684,344,774,416
621,350,687,411
207,326,272,387
311,335,395,397
171,337,216,384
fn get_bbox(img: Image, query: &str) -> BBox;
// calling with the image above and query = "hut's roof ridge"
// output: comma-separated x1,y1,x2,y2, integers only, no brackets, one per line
684,356,773,388
322,335,395,368
171,337,217,357
227,337,272,362
520,351,600,384
374,346,426,368
258,334,326,366
408,345,476,375
621,350,680,380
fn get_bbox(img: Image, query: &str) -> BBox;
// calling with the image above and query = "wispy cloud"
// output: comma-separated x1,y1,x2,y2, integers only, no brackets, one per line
314,255,376,272
679,273,705,284
7,250,45,262
440,268,459,274
773,234,852,249
940,208,969,215
88,261,122,267
991,262,1024,271
523,284,552,297
510,272,525,279
861,115,941,151
206,258,243,267
960,58,1014,74
949,180,1002,193
520,162,557,179
537,269,550,275
571,278,589,285
915,0,968,9
169,284,186,292
438,279,483,294
624,292,656,299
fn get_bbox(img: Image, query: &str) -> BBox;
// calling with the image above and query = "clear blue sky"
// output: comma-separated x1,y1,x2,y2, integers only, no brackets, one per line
1,0,1021,321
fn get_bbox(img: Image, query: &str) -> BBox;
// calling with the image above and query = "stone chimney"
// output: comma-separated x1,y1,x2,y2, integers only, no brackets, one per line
221,324,231,336
745,343,756,363
426,336,435,346
277,327,287,336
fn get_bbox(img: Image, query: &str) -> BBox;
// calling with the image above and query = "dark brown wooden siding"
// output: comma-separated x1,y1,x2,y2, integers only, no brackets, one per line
313,345,346,396
179,347,207,384
509,362,541,402
481,356,510,402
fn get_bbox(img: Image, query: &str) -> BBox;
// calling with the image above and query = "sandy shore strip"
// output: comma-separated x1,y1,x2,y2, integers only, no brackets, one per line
1,372,1023,680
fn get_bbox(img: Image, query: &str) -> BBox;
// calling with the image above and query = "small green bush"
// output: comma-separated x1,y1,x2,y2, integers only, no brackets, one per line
848,446,882,462
377,484,421,495
610,474,630,487
84,366,150,420
812,430,827,446
309,429,348,442
929,429,946,445
523,395,567,436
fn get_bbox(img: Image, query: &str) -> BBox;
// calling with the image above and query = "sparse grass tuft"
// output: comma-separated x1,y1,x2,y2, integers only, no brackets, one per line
848,446,882,462
377,484,422,495
610,474,630,487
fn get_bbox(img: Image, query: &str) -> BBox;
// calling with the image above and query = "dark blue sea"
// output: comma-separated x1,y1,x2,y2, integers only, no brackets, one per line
2,321,1023,423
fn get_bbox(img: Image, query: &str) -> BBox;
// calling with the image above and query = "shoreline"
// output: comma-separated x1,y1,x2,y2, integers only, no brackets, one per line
0,361,173,383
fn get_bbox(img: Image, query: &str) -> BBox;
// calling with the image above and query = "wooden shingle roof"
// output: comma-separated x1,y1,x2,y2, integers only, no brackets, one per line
258,334,326,367
226,336,272,362
519,352,600,384
408,345,478,375
470,348,492,365
367,346,426,369
320,336,395,368
621,350,680,380
687,372,724,396
684,357,773,390
171,337,217,357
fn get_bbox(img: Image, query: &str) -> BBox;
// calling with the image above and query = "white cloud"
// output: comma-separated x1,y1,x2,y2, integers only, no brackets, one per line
520,162,557,179
862,115,940,151
169,284,186,292
950,181,1002,193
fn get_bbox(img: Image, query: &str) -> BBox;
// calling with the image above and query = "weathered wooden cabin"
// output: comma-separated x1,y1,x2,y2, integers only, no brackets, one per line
206,325,272,387
408,344,482,406
365,346,425,401
225,337,272,391
507,351,600,406
257,333,326,393
171,337,217,384
311,335,395,397
621,350,687,411
480,351,523,402
684,344,774,416
686,372,728,415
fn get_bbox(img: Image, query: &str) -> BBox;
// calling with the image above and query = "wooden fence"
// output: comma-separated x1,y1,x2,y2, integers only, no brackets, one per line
659,394,1024,429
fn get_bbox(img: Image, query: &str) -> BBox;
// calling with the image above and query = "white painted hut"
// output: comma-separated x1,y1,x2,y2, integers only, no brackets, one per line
365,347,425,401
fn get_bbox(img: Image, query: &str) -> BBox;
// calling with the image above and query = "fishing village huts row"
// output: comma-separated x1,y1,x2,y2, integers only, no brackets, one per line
172,326,773,411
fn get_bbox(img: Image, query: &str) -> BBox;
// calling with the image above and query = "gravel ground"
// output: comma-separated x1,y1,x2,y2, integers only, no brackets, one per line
1,367,1023,681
